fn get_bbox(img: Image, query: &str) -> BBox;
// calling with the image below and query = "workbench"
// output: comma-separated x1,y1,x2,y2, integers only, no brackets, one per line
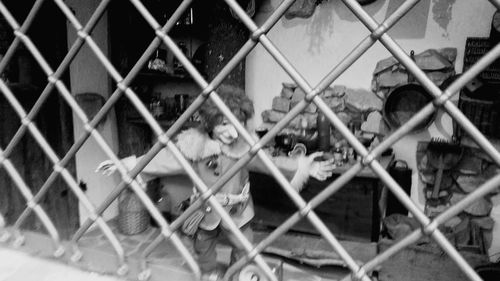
250,155,394,242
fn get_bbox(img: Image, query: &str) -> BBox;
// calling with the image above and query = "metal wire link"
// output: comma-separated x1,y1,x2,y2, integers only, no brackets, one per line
0,146,62,251
0,0,499,281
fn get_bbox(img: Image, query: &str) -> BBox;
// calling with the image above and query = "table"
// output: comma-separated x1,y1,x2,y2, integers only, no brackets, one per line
250,155,394,242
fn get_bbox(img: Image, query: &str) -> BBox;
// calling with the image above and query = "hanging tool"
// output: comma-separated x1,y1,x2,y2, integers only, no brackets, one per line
426,138,463,206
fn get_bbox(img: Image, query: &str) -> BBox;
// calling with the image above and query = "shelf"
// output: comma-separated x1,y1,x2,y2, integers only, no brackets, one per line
127,116,198,129
135,71,193,82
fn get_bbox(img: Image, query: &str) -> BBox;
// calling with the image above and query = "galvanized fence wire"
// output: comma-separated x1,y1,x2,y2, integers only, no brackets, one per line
0,0,132,274
0,0,113,255
0,0,498,281
0,146,63,254
0,0,200,277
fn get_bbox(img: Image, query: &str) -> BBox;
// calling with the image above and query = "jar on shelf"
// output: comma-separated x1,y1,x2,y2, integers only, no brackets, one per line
347,147,356,164
149,93,165,119
173,41,189,75
174,94,191,116
333,142,344,166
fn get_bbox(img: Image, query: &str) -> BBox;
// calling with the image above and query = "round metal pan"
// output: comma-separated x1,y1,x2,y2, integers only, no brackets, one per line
383,83,436,133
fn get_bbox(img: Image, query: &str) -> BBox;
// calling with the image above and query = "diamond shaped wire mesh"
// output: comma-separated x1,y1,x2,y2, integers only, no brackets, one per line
0,0,499,281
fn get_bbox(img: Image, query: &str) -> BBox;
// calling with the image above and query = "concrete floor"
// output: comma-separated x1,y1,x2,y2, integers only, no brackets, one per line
0,222,195,281
0,248,122,281
0,220,375,281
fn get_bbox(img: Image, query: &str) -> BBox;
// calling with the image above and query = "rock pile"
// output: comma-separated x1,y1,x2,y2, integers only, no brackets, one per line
261,83,386,140
417,142,498,254
371,48,457,99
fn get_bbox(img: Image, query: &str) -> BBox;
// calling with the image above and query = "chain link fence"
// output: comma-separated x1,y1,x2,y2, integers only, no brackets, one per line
1,0,500,280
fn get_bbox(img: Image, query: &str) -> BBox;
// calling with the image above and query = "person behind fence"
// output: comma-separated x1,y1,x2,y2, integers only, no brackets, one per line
96,84,335,280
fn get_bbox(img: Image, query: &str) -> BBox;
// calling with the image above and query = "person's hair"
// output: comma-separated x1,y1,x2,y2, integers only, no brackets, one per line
198,84,254,133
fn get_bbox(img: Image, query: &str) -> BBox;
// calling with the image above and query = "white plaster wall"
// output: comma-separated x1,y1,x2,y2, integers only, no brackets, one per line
66,0,120,224
246,0,499,260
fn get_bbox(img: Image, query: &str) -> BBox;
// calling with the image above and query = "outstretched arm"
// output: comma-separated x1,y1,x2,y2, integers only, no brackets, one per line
246,151,299,179
247,151,335,191
96,147,185,182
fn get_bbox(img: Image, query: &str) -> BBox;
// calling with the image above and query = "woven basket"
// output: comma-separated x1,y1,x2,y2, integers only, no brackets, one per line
456,83,500,139
117,190,150,235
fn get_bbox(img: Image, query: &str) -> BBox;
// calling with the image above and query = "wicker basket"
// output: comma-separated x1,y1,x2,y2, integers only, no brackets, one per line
456,83,500,139
117,190,150,235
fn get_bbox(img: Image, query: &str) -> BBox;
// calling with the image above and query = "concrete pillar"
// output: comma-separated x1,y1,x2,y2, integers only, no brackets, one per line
65,0,119,224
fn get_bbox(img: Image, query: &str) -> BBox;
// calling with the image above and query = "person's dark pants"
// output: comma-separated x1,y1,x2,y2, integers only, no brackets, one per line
194,223,254,273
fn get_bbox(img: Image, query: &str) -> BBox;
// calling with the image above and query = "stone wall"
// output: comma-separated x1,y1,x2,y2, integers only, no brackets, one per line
261,83,385,143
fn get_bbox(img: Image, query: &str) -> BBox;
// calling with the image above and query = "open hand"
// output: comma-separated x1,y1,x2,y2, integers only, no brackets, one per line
215,184,250,206
95,160,118,176
307,152,335,181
